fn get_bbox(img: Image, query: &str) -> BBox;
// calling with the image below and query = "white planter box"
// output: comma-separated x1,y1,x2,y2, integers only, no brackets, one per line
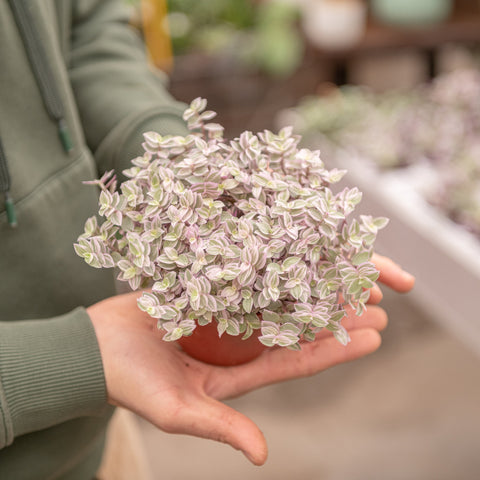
337,154,480,355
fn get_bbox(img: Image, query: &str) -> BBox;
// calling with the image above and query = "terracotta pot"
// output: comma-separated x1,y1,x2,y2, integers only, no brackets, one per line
178,321,266,366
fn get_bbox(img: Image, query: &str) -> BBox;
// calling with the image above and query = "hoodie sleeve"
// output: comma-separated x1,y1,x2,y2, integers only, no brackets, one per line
0,0,182,452
0,308,107,448
68,0,188,176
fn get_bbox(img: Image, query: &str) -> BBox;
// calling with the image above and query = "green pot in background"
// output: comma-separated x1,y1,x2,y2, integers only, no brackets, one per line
371,0,453,27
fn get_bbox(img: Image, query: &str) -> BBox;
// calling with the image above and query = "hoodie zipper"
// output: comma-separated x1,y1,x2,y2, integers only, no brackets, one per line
2,0,75,227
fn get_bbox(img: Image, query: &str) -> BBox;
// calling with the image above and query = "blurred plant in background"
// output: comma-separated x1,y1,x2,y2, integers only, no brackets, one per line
278,69,480,237
277,85,421,169
134,0,304,77
163,0,254,57
426,70,480,236
168,0,304,77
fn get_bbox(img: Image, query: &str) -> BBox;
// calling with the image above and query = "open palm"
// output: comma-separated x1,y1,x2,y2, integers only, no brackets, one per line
89,253,414,465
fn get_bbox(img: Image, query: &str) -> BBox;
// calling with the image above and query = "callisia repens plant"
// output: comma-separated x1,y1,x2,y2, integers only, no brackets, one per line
75,98,388,350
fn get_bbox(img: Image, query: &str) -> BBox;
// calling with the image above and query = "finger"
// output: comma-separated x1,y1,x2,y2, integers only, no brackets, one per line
168,395,268,466
315,305,388,339
216,328,381,400
372,253,415,292
367,283,383,304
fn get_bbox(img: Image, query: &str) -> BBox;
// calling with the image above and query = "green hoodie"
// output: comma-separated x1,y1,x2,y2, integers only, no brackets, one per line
0,1,187,478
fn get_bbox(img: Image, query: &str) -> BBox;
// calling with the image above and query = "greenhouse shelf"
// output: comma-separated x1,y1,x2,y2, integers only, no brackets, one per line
339,156,480,356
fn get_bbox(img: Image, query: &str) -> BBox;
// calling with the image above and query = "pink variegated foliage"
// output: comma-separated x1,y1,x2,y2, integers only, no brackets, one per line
75,98,387,350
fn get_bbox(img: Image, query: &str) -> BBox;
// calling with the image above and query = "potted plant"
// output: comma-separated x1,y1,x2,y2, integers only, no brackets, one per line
74,98,387,366
163,0,303,78
301,0,367,51
370,0,453,28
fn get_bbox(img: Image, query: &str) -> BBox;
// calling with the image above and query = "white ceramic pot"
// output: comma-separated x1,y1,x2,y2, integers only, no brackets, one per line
302,0,367,50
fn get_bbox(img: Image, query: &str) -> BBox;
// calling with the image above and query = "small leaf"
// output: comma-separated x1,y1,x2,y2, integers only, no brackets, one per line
282,256,301,271
333,326,351,346
373,217,389,229
262,310,281,323
329,310,346,323
351,251,371,266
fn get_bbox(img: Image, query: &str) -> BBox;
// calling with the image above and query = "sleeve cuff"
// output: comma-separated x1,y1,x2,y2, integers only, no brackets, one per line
94,104,189,176
0,308,107,447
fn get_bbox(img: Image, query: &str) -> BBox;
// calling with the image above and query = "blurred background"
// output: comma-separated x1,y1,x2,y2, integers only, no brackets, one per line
105,1,480,478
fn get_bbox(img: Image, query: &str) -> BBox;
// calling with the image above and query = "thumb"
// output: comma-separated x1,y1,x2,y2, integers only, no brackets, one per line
181,396,268,465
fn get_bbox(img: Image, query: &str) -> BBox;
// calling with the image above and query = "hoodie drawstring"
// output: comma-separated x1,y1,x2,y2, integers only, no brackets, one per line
0,138,17,228
2,0,74,227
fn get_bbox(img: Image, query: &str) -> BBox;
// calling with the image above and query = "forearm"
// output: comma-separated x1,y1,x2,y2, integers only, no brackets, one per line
68,0,188,175
0,308,107,449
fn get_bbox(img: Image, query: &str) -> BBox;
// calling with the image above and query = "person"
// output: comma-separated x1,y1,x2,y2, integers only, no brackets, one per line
0,1,415,478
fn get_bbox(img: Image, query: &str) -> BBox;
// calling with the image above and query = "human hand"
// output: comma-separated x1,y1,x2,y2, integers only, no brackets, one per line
372,252,415,292
88,255,413,466
367,253,415,304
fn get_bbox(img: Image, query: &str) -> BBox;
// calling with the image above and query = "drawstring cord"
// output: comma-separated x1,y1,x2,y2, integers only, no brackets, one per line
8,0,74,155
4,192,17,228
0,138,16,228
2,0,75,227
